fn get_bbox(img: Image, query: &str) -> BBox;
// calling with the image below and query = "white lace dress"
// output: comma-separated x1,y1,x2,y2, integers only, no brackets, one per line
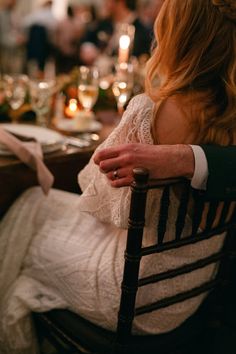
0,94,225,354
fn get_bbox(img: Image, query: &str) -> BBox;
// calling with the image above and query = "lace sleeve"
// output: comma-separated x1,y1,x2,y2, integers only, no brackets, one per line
77,94,154,228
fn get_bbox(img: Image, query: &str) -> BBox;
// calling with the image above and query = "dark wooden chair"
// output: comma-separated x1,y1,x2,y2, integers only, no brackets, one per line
33,168,236,354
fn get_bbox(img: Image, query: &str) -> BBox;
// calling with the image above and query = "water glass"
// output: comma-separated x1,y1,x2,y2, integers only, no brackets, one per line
4,74,28,122
78,66,99,115
29,79,55,126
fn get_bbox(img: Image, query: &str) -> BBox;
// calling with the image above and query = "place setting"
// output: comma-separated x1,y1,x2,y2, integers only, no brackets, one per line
53,65,103,134
0,122,96,158
0,69,101,158
0,123,65,156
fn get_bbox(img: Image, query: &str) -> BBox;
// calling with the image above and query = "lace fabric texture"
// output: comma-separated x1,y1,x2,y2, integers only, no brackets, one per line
77,93,155,228
0,94,225,354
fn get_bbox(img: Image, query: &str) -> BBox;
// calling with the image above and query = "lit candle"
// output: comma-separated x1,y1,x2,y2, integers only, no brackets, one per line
118,34,131,64
65,98,79,118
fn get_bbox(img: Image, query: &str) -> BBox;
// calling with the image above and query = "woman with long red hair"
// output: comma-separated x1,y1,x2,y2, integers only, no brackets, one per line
0,1,235,353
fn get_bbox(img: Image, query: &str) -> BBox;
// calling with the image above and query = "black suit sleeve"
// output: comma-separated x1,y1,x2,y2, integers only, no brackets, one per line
201,145,236,200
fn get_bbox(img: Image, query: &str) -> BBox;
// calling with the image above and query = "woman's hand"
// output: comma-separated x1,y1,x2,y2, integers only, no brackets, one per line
94,143,194,187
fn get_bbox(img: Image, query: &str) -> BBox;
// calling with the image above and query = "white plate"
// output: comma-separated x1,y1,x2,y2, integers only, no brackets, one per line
55,118,102,133
0,123,64,155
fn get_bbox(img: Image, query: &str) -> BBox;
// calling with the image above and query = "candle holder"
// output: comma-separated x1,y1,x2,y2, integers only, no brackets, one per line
117,23,135,64
64,98,79,119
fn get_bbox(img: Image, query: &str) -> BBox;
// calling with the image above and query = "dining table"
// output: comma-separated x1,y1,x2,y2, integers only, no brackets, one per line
0,111,118,217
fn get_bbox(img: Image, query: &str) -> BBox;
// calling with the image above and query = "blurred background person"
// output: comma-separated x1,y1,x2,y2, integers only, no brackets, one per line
22,0,57,75
23,0,57,33
0,0,26,74
53,0,95,74
137,0,163,33
79,0,153,65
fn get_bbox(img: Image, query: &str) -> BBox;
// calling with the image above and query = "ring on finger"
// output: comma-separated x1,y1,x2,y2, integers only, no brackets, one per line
113,169,119,179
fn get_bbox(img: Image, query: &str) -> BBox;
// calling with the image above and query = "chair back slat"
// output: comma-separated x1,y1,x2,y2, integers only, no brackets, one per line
219,201,231,226
226,203,236,225
157,186,170,244
116,168,149,345
215,207,236,282
175,182,190,240
205,201,220,231
138,250,225,287
141,223,230,255
135,278,219,316
191,194,205,235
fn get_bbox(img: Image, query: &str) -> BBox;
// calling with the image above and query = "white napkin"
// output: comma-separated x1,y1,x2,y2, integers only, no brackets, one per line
0,127,54,194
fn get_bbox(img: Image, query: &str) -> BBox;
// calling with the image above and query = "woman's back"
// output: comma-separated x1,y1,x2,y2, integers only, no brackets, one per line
145,0,236,147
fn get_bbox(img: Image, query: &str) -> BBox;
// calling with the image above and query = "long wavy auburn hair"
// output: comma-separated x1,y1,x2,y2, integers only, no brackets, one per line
145,0,236,145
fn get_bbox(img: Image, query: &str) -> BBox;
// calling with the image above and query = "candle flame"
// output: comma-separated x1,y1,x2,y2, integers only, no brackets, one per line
119,35,131,50
69,99,78,112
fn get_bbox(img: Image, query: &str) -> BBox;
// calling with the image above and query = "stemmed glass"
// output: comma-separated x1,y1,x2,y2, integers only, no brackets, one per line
77,66,99,119
4,74,29,122
29,79,55,126
112,63,134,116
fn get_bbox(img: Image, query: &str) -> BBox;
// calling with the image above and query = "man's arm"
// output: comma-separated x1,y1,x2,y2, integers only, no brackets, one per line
94,143,194,187
94,143,236,199
201,145,236,200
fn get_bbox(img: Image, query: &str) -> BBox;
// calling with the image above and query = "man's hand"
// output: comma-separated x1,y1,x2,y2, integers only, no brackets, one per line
94,143,195,187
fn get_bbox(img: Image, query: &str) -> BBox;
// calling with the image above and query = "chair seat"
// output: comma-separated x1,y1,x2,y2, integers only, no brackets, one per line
33,301,209,354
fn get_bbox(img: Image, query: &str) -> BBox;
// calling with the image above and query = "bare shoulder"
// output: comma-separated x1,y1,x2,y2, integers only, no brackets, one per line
127,93,154,112
155,96,195,144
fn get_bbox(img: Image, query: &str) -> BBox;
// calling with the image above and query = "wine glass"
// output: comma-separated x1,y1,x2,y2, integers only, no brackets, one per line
112,63,134,116
29,79,55,127
78,66,99,118
95,55,114,90
4,74,28,122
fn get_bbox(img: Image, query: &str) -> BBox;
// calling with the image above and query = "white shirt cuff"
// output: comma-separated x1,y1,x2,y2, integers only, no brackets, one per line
190,145,208,190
